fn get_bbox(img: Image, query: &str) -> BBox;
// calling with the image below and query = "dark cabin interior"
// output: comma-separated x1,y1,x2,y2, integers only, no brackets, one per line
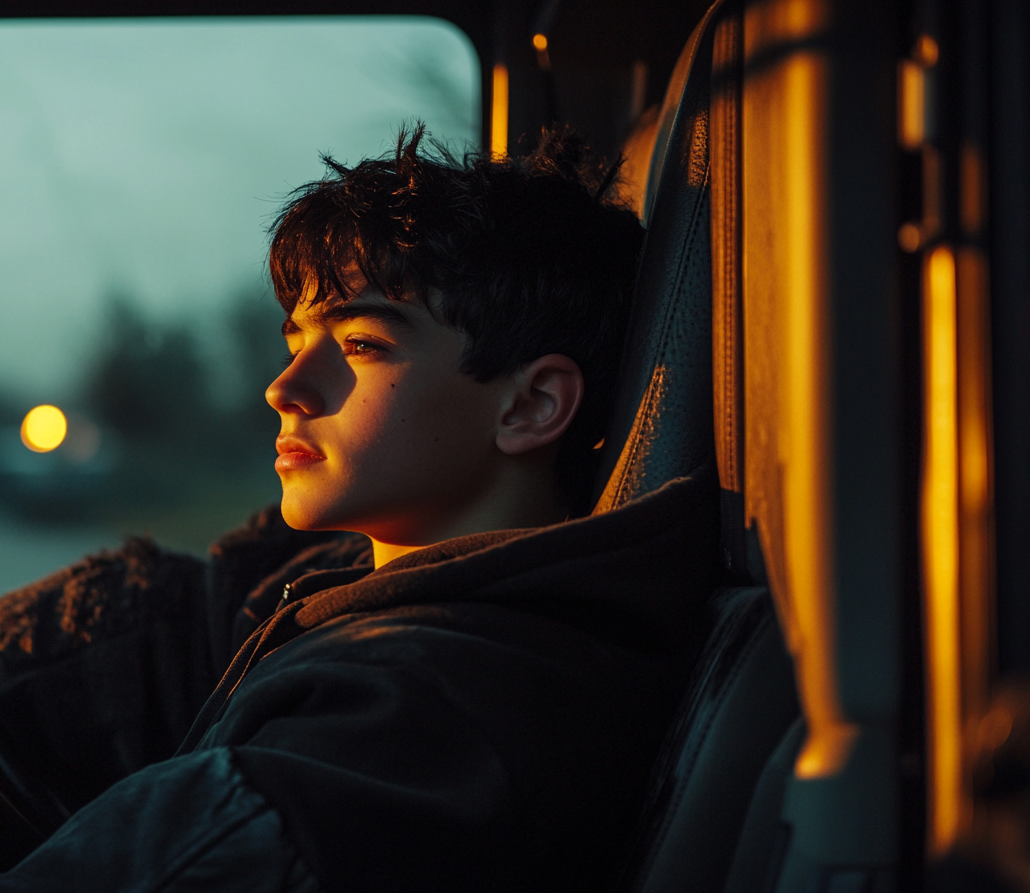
2,0,714,164
1,0,1029,890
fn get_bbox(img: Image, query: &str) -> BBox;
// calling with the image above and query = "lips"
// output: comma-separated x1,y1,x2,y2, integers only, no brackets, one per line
275,435,326,472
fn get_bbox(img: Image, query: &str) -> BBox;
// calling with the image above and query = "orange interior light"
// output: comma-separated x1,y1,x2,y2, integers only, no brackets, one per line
532,33,548,52
899,60,926,150
922,244,962,855
960,146,985,236
491,64,509,158
742,0,855,781
916,34,940,67
781,47,858,780
898,221,923,253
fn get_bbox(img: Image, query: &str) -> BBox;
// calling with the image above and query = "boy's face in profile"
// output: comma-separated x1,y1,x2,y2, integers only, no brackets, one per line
266,281,511,547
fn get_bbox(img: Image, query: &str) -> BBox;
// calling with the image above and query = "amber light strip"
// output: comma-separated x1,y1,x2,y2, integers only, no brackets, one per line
898,60,926,150
922,244,962,854
780,48,858,780
956,247,993,785
491,64,509,158
742,0,854,780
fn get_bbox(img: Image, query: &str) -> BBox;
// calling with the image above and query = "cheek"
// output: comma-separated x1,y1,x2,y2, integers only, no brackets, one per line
324,375,406,450
383,376,498,470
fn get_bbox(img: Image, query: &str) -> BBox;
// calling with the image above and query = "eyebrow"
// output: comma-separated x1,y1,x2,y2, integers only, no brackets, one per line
281,301,417,337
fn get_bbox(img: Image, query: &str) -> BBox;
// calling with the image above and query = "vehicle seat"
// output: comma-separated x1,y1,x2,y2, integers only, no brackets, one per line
589,2,801,892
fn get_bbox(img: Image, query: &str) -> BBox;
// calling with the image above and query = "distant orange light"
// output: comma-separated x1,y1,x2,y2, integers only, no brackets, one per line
21,404,68,452
491,64,509,158
916,34,939,67
898,222,922,253
532,33,548,52
960,145,985,236
978,707,1012,751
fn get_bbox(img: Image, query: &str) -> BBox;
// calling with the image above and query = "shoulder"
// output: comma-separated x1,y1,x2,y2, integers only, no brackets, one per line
0,536,205,669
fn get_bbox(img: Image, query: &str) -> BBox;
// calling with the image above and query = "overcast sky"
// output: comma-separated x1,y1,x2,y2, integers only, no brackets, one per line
0,17,479,403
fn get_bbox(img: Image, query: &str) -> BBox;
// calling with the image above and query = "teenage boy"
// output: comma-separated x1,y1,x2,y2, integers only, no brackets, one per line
0,127,716,891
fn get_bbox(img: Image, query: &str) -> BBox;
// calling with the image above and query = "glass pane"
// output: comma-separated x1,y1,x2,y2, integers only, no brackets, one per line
0,17,480,591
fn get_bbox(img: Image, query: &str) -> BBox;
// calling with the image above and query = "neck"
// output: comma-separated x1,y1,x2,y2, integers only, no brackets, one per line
370,540,429,568
368,463,570,569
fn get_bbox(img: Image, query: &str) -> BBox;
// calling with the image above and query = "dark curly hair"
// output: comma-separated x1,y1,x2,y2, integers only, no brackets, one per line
269,124,643,514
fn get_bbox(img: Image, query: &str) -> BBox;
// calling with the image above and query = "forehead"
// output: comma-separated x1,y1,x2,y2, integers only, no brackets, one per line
282,290,420,335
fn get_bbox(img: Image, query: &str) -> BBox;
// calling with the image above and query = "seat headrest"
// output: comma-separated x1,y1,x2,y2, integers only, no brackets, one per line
592,0,725,514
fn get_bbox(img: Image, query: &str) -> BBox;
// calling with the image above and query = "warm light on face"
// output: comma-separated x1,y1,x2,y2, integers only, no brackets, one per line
922,244,962,855
491,64,509,158
267,291,512,552
21,404,68,452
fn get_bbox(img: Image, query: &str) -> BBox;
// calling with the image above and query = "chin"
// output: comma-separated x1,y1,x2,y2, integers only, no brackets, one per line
280,504,312,531
280,486,366,532
280,494,333,531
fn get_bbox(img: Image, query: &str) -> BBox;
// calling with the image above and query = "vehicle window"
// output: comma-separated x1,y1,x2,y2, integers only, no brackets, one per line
0,17,480,591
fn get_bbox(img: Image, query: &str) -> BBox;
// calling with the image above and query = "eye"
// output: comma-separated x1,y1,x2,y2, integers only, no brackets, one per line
343,337,385,356
282,353,296,368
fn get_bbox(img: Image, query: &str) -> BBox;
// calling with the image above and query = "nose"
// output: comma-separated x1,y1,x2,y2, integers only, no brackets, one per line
266,349,326,417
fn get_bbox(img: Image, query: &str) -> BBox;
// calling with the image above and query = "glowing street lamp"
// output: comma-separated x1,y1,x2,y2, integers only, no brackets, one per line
21,405,68,453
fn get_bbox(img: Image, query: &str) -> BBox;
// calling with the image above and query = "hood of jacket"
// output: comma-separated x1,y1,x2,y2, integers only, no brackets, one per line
180,466,719,758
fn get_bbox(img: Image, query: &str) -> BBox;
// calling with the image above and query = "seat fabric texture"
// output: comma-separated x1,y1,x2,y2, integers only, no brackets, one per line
590,0,721,514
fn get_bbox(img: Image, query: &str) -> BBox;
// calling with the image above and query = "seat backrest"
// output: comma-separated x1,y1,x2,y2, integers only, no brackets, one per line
722,718,807,893
590,0,718,513
598,0,908,887
589,3,801,892
625,587,798,893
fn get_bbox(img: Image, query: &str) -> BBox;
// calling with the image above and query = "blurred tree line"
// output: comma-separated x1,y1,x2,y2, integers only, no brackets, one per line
0,287,288,550
85,289,284,460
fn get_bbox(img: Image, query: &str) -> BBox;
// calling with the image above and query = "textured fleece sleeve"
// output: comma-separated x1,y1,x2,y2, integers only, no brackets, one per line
5,604,675,893
0,523,360,849
0,747,322,893
0,539,214,839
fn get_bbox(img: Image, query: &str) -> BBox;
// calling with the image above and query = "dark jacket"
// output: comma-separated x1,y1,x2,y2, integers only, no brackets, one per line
0,473,717,892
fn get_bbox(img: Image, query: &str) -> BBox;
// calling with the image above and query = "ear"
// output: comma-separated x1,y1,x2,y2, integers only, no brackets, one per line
495,354,585,456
